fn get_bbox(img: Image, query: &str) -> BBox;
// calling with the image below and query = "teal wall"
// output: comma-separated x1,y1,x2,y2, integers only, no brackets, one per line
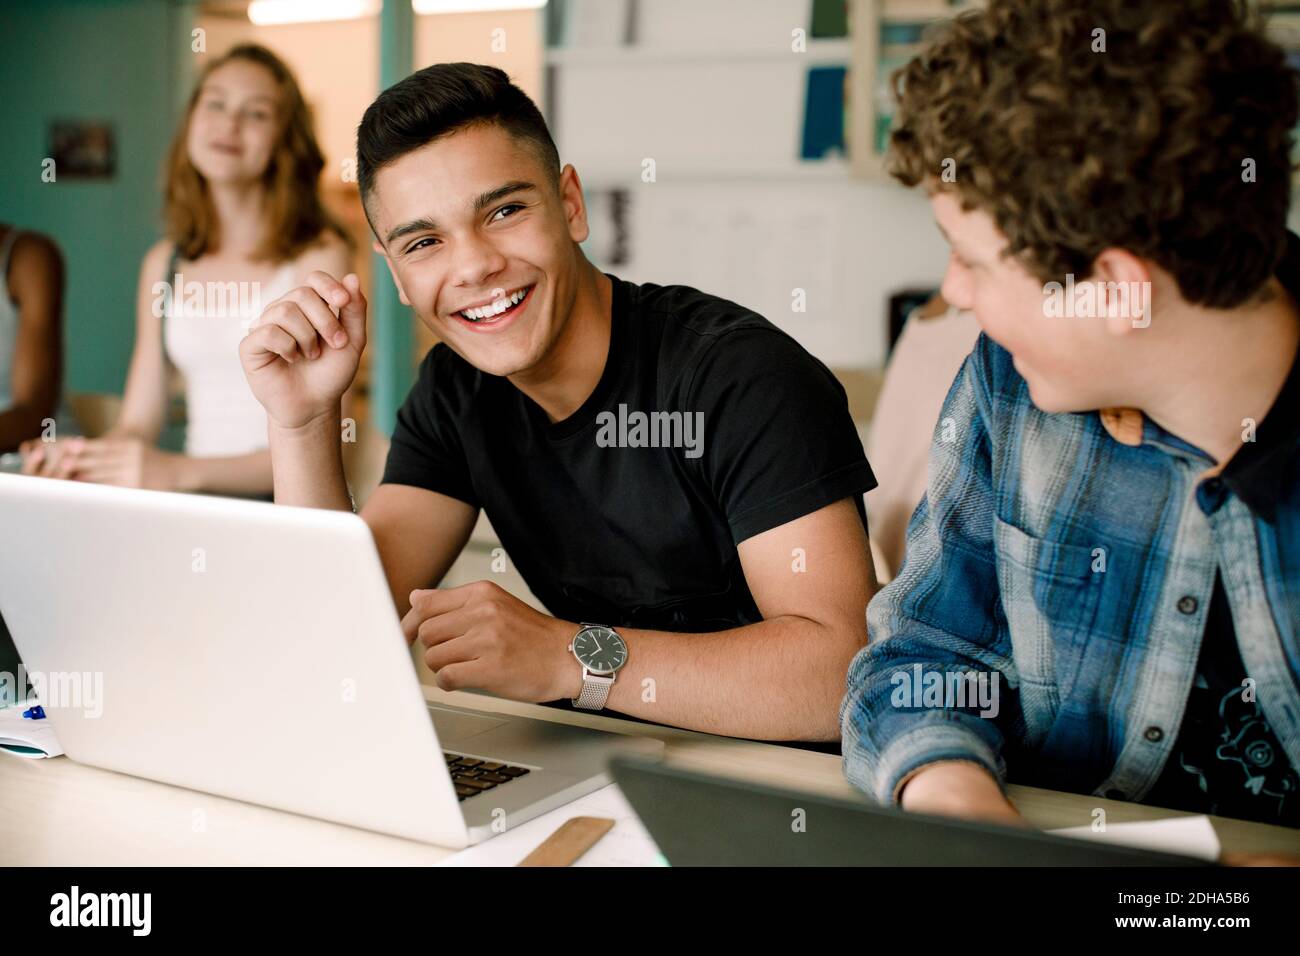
373,0,415,435
0,0,193,396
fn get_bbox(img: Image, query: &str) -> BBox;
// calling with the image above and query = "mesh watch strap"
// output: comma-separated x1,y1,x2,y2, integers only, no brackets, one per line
573,673,615,710
571,623,619,711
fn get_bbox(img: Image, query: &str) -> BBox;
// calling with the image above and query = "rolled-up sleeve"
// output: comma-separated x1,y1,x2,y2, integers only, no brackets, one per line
839,339,1020,803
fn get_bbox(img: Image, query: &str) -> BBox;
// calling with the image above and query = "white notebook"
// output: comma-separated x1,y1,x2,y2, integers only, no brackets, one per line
0,701,64,758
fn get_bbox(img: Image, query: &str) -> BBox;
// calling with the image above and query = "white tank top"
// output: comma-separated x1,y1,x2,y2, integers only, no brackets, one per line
162,253,295,457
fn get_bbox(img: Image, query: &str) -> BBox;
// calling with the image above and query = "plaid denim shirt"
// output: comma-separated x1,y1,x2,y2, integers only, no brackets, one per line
841,258,1300,805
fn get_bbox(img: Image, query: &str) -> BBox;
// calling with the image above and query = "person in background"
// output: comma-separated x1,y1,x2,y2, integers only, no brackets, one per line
0,224,71,708
21,44,350,496
0,224,66,457
842,0,1300,838
865,293,979,580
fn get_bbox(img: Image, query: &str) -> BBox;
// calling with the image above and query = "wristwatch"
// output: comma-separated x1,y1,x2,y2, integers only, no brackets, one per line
568,623,628,711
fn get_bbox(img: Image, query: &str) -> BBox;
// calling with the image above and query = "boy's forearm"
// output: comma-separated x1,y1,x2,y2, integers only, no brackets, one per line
586,615,858,741
267,406,352,511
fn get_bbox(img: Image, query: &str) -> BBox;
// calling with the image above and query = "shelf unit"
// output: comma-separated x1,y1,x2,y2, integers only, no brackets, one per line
848,0,985,180
544,38,853,67
543,1,866,184
539,1,1025,184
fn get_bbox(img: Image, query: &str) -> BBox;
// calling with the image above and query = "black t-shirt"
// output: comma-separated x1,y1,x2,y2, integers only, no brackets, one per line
381,275,877,634
1145,573,1300,827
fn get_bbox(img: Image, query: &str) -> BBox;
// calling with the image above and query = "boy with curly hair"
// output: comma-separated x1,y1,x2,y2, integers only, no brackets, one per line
841,0,1300,829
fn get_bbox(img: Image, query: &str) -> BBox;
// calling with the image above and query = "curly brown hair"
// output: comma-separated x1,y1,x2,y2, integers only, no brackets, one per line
887,0,1298,309
163,44,346,262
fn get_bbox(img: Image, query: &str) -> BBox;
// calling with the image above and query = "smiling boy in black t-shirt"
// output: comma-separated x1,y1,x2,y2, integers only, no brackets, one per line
238,63,878,741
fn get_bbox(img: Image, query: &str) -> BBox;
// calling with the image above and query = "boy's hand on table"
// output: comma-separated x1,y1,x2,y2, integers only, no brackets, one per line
900,760,1026,826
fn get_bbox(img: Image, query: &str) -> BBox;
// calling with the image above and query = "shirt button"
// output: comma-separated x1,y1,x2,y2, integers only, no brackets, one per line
1144,725,1164,742
1177,595,1199,615
1105,788,1126,801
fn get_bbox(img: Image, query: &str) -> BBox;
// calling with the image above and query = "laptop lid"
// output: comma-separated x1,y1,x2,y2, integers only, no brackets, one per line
0,474,469,847
609,756,1211,866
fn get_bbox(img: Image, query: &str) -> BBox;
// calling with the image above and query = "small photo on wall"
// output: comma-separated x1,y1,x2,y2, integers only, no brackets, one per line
48,120,116,179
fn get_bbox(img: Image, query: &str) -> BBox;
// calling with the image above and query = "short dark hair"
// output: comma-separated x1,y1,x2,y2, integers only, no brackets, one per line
888,0,1298,309
357,62,560,212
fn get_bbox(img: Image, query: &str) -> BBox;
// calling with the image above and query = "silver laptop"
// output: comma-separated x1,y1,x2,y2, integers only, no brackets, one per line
0,473,661,848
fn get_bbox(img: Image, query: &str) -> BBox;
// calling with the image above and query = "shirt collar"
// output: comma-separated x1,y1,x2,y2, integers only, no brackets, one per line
1220,325,1300,520
1097,230,1300,520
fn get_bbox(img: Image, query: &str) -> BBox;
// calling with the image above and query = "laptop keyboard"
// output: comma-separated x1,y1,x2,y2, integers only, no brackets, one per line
444,751,531,801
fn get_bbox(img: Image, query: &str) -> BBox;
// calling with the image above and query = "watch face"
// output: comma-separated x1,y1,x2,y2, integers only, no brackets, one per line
572,626,627,674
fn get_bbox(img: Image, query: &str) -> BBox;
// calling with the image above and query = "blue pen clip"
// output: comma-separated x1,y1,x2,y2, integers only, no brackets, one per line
22,705,45,720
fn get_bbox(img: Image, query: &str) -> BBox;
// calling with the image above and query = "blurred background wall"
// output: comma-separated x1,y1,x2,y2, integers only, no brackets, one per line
1,0,1298,471
0,0,189,396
